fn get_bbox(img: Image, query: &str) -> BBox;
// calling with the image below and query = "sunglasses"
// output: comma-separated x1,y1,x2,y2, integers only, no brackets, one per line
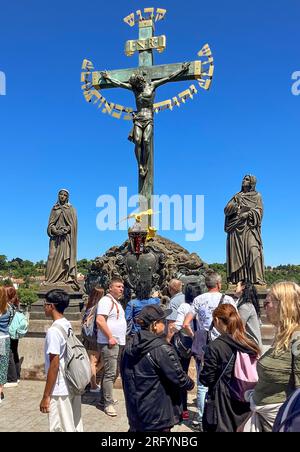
263,297,278,308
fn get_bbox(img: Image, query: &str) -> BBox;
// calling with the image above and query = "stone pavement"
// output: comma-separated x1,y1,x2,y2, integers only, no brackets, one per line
0,380,199,432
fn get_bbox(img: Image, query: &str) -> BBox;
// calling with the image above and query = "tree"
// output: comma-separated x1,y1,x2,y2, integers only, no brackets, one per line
0,255,7,271
18,287,38,307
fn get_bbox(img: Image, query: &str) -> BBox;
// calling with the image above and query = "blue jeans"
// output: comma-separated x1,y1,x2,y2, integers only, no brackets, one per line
196,360,208,420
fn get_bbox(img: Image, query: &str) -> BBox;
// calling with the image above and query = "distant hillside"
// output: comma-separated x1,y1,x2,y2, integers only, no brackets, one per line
210,263,300,285
1,255,300,286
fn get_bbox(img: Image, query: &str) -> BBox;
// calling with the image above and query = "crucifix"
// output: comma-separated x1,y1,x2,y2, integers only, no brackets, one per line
81,7,214,223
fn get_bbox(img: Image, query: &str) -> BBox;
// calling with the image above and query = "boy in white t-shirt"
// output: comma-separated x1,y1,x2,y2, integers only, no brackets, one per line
39,289,83,432
96,278,126,417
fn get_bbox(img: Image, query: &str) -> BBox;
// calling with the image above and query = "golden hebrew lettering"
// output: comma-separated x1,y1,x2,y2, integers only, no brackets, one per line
112,104,124,119
90,90,102,104
190,84,198,94
97,94,106,108
81,83,92,90
198,78,211,90
123,108,133,120
102,101,115,114
136,10,143,21
81,72,91,82
86,89,102,104
144,7,154,18
155,8,167,22
83,90,93,102
172,96,180,108
198,44,212,57
203,65,214,77
123,13,135,27
82,59,94,70
178,89,193,103
153,99,172,112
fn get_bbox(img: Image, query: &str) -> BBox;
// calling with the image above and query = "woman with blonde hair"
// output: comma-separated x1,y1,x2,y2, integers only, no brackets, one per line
0,287,13,403
241,281,300,432
82,287,104,392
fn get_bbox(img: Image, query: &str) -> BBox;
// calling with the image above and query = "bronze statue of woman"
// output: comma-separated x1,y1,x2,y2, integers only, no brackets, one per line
102,63,190,180
44,189,79,290
224,175,265,285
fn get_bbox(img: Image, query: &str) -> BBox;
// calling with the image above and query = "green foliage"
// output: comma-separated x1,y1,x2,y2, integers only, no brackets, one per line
1,255,300,288
0,278,13,287
18,287,38,306
208,263,300,288
0,255,7,270
209,263,227,289
264,265,300,286
77,259,92,275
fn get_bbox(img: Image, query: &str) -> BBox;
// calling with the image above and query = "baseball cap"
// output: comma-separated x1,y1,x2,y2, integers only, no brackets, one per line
136,304,172,327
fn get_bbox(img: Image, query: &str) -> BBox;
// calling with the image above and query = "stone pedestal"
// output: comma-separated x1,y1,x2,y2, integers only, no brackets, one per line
19,289,85,380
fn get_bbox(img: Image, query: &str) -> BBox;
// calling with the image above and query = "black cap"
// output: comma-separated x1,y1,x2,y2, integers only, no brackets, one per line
136,304,172,327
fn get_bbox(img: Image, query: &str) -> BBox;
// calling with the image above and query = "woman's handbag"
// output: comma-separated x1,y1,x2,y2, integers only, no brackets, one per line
202,353,235,432
172,330,193,360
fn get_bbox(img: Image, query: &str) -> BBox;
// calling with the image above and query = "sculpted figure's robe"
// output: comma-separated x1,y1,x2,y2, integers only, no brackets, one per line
45,202,78,287
224,191,265,285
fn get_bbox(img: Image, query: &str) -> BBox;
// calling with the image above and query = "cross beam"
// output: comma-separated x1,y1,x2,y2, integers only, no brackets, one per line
92,61,202,90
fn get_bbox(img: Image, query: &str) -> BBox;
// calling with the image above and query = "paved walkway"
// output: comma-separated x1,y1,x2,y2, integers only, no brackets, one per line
0,380,199,432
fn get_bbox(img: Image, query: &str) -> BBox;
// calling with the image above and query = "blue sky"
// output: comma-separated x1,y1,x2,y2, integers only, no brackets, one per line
0,0,299,266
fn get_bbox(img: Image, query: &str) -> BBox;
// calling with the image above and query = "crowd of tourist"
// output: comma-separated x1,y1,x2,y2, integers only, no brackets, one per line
1,273,300,433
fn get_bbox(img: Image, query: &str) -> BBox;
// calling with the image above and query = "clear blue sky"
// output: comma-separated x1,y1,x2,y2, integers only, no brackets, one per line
0,0,299,266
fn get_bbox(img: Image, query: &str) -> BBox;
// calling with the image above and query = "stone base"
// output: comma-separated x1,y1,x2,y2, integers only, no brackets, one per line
20,289,86,380
30,288,86,321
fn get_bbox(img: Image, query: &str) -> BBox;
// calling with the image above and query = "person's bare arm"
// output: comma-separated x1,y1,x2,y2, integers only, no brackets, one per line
152,62,190,89
39,354,59,413
183,312,195,337
101,71,132,90
96,314,118,347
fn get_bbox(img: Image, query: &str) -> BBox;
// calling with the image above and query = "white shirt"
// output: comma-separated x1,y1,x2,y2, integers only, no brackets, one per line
97,295,126,346
45,317,71,397
175,303,192,331
190,292,236,341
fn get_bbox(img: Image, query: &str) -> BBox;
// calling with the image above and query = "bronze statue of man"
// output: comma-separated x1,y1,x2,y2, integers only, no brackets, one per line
45,189,79,290
102,63,190,179
224,175,265,285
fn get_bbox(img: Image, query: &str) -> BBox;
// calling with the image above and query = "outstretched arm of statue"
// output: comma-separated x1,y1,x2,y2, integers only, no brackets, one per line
101,71,132,90
152,62,191,89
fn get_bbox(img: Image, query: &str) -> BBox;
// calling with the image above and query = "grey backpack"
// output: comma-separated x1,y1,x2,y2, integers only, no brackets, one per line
53,324,91,395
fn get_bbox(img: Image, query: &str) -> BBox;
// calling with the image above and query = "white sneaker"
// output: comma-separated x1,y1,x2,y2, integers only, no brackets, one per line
4,382,18,388
104,404,117,417
90,386,101,393
98,399,118,407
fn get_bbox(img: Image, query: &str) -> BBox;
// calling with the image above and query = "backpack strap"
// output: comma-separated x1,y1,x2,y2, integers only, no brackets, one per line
208,293,226,333
52,323,73,342
212,353,235,396
106,294,120,320
8,304,16,326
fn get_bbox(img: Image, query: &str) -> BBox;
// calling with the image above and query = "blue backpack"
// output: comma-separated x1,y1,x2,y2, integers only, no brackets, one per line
9,309,29,339
273,388,300,432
